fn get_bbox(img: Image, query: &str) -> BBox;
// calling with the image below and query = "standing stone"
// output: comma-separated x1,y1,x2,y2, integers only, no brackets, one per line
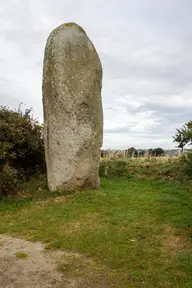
42,23,103,192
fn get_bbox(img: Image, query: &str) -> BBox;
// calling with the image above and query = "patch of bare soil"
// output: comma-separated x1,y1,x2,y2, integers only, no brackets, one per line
0,235,117,288
0,234,77,288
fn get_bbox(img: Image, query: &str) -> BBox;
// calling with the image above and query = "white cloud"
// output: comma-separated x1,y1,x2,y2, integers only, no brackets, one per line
0,0,192,149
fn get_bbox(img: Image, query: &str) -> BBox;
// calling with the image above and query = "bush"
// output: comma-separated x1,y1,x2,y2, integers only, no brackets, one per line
0,166,20,198
99,160,130,178
99,157,184,181
0,105,45,197
99,161,106,178
180,151,192,177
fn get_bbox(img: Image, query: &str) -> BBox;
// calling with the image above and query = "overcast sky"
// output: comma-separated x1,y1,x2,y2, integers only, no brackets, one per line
0,0,191,149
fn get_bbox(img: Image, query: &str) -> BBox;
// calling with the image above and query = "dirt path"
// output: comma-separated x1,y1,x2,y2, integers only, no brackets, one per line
0,234,84,287
0,234,118,288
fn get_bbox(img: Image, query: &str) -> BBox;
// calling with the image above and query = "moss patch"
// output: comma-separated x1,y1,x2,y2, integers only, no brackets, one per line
15,252,28,259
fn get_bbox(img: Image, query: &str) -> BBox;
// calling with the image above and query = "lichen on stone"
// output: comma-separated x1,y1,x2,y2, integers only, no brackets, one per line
65,22,86,34
53,22,86,35
42,22,103,192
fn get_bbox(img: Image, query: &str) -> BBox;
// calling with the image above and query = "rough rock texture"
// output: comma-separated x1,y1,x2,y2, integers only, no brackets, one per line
42,23,103,192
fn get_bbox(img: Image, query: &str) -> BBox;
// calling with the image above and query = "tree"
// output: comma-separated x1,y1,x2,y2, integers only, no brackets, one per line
148,148,153,157
173,121,192,152
138,149,145,157
152,148,165,157
126,147,138,158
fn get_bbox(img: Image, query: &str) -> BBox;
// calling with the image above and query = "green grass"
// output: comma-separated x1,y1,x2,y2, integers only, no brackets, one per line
15,252,28,259
0,177,192,287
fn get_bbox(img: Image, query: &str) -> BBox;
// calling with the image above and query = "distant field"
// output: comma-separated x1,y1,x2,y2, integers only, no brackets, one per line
101,155,179,161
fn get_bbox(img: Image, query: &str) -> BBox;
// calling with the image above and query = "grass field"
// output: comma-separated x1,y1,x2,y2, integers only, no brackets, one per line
0,176,192,287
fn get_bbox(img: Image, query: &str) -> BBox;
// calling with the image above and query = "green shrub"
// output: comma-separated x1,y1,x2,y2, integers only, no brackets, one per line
109,160,129,178
0,166,20,198
0,105,45,196
180,151,192,177
99,161,106,177
99,160,130,178
99,157,185,181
